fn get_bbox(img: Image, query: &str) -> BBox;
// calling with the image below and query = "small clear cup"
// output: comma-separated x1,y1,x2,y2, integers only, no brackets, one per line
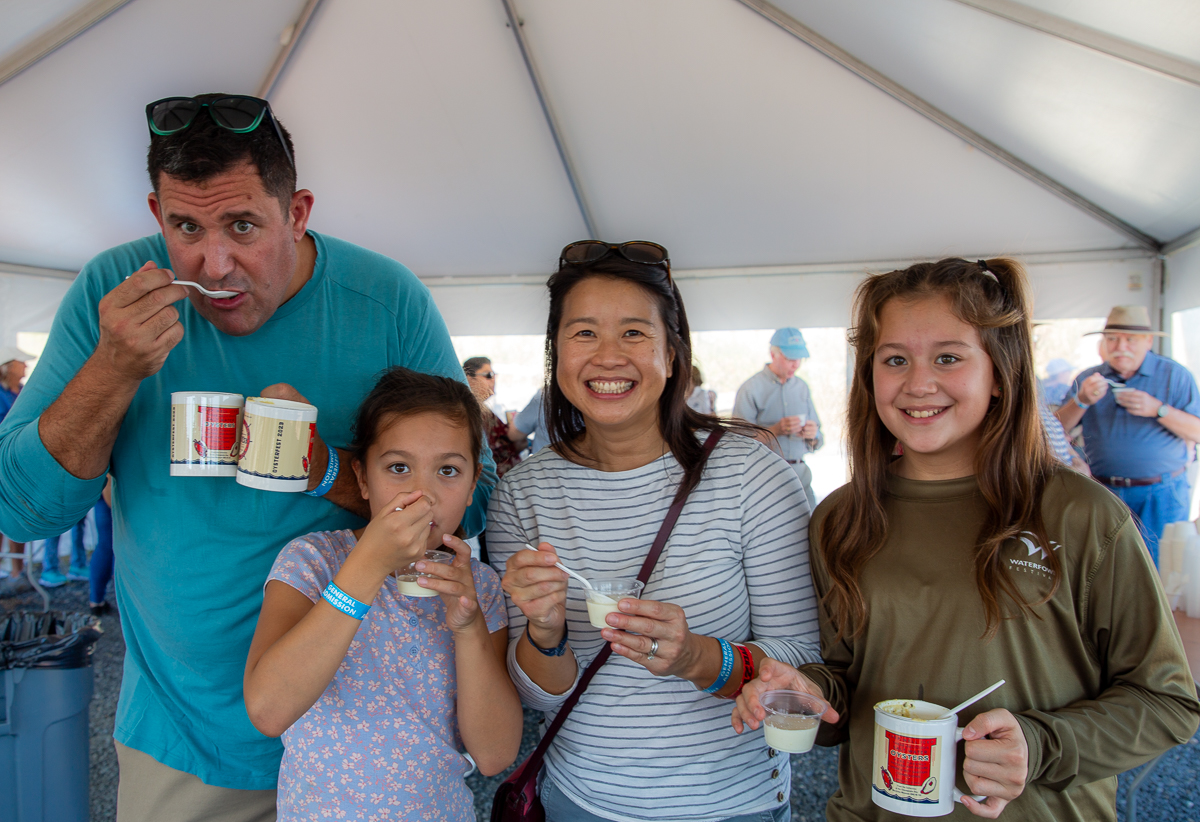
396,549,454,597
761,690,828,753
584,579,645,628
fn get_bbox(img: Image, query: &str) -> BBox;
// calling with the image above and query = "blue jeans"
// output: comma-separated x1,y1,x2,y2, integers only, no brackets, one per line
69,515,88,571
540,776,790,822
88,498,113,604
1110,471,1191,566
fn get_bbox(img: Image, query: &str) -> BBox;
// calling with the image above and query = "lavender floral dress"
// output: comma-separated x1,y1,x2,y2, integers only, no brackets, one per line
267,529,507,821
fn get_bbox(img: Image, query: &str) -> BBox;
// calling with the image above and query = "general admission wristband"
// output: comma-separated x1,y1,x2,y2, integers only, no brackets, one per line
701,637,736,693
303,442,339,497
322,581,370,620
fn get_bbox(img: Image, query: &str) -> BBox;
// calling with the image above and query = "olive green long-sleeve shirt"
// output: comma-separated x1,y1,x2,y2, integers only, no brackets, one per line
801,468,1199,822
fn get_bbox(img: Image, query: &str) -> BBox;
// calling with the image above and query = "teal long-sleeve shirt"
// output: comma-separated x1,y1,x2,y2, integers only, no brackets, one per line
0,231,495,788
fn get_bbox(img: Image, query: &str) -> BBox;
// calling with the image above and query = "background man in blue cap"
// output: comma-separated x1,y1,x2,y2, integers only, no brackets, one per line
1055,305,1200,564
733,327,823,509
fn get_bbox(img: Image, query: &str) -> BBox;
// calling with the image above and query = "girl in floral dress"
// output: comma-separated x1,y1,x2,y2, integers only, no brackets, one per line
244,367,522,821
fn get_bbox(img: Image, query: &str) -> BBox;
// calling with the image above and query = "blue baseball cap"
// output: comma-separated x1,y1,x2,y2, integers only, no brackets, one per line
770,327,809,359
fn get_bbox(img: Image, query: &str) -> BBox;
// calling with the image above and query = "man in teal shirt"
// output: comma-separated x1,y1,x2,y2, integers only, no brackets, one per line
0,94,494,820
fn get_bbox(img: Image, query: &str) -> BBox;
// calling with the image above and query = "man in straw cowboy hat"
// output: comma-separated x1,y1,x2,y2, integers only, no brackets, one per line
1055,305,1200,564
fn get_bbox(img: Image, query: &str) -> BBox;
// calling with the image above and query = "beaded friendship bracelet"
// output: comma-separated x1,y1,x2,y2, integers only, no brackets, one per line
303,443,339,497
322,581,370,620
526,622,570,656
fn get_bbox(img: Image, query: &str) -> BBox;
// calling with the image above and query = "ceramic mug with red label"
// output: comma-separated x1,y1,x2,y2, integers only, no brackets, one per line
170,392,245,476
871,699,988,817
235,397,318,492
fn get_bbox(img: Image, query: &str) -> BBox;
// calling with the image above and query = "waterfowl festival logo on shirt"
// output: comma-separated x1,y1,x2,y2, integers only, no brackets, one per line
1006,531,1061,579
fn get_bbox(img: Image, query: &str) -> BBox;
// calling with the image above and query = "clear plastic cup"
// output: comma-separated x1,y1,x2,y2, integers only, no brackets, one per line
762,690,828,753
396,550,454,597
584,579,645,628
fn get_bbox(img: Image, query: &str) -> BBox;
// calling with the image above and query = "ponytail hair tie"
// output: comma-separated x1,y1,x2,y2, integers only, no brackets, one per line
976,259,1000,283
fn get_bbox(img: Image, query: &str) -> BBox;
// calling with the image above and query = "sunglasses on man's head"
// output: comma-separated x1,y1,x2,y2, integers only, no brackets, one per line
479,372,496,379
146,95,294,169
559,240,671,281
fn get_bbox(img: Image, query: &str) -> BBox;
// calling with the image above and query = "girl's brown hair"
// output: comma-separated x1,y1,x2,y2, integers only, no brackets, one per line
349,367,484,469
820,257,1059,640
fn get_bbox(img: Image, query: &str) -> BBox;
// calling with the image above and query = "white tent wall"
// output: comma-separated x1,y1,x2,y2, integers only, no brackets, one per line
0,271,72,347
426,253,1155,337
1165,242,1200,319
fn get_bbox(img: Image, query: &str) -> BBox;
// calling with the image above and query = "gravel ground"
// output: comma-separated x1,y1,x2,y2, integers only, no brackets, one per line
3,570,1197,821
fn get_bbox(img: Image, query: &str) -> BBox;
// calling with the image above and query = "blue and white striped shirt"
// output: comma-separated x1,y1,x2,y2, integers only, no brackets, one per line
487,433,821,822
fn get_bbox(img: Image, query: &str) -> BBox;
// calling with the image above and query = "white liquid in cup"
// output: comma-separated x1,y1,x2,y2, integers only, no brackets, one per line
396,550,454,598
586,594,619,628
764,714,820,753
396,575,437,597
761,689,828,755
584,580,644,628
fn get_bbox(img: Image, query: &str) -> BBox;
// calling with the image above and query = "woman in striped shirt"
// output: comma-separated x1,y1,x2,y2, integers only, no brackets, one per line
487,240,821,822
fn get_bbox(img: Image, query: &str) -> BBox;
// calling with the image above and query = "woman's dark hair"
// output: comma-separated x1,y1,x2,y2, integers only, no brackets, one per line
543,253,761,503
349,367,484,469
462,356,491,377
820,257,1058,641
147,93,297,213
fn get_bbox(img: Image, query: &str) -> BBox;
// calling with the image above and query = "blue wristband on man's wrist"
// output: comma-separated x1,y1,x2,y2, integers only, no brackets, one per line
322,581,370,620
304,443,339,497
701,638,736,693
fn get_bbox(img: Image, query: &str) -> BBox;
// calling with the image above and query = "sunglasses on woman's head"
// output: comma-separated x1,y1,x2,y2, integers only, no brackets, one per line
146,95,295,169
559,241,671,281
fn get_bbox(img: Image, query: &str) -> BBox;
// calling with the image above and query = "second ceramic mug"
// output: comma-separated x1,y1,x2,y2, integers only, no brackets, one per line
235,397,318,492
871,699,988,817
169,392,245,476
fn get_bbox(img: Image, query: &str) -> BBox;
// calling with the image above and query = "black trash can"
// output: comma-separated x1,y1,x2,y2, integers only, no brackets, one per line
0,611,102,822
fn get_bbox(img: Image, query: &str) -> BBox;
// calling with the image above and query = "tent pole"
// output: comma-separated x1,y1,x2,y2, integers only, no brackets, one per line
0,0,135,89
733,0,1161,253
1155,254,1168,355
499,0,599,240
0,262,78,281
949,0,1200,88
258,0,326,100
1164,225,1200,256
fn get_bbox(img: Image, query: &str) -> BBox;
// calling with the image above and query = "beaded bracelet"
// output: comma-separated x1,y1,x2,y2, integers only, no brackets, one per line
526,622,570,656
322,581,370,620
701,638,735,693
303,443,339,497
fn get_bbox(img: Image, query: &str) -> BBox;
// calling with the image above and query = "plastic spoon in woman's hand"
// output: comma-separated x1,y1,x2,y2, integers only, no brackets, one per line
124,275,238,298
939,679,1005,719
524,543,593,590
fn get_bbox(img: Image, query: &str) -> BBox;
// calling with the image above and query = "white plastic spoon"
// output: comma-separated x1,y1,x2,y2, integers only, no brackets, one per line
939,679,1006,719
175,280,239,298
524,543,594,590
123,275,238,299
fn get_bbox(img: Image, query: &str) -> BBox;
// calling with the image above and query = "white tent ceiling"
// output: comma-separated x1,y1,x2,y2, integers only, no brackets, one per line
0,0,1197,338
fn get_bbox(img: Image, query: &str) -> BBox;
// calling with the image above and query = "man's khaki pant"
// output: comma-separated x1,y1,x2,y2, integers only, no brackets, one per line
115,741,276,822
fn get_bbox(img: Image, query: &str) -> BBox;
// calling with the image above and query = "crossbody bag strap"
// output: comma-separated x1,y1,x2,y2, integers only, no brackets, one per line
520,428,725,768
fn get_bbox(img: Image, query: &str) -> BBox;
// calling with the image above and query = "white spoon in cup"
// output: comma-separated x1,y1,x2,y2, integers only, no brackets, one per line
938,679,1006,719
524,543,594,590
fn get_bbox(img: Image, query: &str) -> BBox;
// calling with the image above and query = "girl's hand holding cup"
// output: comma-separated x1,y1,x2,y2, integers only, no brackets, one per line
958,709,1028,818
502,541,569,643
413,533,484,633
354,489,434,580
731,658,840,735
